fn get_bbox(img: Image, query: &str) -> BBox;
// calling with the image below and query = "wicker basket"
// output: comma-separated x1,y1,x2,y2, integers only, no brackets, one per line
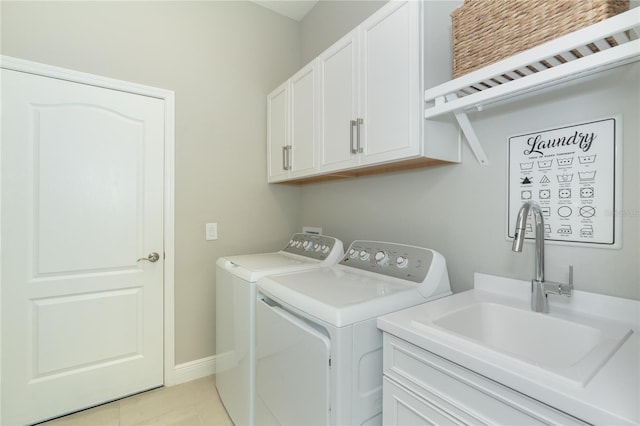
451,0,629,78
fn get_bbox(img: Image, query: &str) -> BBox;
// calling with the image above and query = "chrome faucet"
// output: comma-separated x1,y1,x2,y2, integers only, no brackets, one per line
512,201,573,313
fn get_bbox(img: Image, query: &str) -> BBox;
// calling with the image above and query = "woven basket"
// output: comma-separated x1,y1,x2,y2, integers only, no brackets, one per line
451,0,629,78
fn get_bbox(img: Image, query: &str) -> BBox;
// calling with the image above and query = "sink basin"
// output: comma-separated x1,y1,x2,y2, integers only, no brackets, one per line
412,301,633,385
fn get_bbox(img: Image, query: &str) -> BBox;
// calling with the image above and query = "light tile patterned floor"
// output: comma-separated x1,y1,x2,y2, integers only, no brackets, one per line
38,375,233,426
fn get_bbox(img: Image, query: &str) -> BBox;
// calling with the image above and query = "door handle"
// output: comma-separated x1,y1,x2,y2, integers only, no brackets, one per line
137,252,160,263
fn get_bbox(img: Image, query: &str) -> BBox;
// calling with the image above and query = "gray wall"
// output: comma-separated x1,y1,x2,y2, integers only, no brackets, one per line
298,1,640,300
2,0,638,369
1,0,302,364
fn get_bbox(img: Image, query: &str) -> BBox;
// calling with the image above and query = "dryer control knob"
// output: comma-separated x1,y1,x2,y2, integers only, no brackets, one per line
349,248,358,258
359,250,370,261
396,256,409,269
374,251,389,266
303,240,313,251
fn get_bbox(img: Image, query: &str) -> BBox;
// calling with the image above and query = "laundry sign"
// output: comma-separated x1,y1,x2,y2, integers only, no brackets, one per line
507,117,622,248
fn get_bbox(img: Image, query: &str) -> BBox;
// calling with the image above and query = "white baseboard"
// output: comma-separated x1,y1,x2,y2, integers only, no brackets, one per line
172,355,217,385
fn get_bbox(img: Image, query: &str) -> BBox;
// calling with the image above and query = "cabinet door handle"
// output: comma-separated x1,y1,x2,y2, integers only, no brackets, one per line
286,145,292,170
356,118,364,153
350,120,357,154
282,146,288,170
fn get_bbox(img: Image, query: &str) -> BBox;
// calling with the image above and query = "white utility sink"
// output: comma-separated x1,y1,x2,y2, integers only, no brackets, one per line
410,298,633,386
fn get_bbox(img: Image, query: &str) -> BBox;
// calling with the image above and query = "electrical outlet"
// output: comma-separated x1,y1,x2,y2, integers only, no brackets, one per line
206,223,218,241
302,226,322,235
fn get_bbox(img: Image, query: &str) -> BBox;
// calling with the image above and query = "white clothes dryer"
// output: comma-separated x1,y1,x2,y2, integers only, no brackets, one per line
215,233,343,426
255,240,451,425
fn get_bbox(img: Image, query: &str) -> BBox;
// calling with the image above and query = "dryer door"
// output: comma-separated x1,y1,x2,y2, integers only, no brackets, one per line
256,296,330,425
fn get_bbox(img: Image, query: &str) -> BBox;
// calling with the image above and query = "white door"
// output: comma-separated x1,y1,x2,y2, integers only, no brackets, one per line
1,68,165,425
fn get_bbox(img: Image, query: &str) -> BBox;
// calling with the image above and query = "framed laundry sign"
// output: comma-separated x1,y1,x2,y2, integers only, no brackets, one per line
507,117,622,248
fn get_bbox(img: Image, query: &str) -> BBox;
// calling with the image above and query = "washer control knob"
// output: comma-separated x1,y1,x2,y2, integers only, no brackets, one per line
396,256,409,269
374,251,389,266
314,243,321,251
322,245,330,254
303,240,313,251
349,248,358,258
359,250,370,261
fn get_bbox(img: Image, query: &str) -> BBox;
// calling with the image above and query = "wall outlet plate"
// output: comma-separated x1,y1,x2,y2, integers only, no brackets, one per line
302,226,322,235
206,223,218,241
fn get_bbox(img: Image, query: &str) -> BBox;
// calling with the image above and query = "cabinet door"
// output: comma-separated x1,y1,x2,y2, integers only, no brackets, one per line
318,29,360,172
267,82,289,182
289,62,317,178
359,0,421,165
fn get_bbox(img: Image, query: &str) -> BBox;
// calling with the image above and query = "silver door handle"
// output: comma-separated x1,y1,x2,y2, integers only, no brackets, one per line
137,252,160,263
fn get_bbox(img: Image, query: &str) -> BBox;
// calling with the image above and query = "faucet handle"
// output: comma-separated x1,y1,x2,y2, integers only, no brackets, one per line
568,265,574,290
543,266,574,297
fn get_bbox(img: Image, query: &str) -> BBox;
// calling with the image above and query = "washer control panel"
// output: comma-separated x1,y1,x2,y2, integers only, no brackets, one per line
282,233,341,260
339,240,434,283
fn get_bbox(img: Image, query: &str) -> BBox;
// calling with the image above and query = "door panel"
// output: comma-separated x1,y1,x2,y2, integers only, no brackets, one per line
35,104,141,274
360,1,420,163
290,63,316,177
1,68,164,425
318,29,360,172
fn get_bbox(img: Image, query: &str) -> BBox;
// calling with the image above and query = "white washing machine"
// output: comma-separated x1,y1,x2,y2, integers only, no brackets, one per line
255,240,452,425
215,233,343,426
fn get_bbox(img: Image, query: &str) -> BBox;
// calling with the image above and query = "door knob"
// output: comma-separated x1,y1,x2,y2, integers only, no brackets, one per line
137,252,160,263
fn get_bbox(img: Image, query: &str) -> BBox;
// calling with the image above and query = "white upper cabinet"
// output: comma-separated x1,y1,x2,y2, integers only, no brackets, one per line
268,61,317,183
318,29,359,172
358,0,421,165
267,82,288,182
318,1,422,173
269,0,461,183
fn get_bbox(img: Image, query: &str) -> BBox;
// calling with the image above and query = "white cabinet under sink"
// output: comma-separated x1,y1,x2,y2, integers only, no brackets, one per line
382,334,589,425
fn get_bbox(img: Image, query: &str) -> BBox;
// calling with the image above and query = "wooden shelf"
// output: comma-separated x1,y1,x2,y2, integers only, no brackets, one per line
425,8,640,165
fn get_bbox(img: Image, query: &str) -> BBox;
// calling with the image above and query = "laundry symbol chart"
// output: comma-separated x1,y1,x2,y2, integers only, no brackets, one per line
508,118,618,246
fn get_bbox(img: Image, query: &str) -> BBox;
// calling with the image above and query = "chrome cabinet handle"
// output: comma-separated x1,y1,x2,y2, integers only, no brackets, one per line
350,120,357,154
137,252,160,263
356,118,363,153
282,146,288,170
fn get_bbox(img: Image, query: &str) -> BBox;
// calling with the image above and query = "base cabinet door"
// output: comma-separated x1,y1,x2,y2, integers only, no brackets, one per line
383,378,461,426
382,334,589,426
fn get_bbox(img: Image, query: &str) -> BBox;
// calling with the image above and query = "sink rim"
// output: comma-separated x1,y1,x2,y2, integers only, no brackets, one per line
410,300,633,387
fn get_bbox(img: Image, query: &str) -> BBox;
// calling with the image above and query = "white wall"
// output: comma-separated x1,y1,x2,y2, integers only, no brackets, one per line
298,1,640,300
0,0,303,363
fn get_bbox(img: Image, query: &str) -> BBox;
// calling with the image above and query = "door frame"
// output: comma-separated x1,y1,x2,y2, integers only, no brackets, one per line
0,55,177,422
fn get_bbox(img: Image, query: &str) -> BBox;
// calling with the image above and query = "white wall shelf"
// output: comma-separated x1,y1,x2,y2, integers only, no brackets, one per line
425,8,640,165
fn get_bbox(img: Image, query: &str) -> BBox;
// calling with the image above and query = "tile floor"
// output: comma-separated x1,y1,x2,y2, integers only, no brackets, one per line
38,375,233,426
